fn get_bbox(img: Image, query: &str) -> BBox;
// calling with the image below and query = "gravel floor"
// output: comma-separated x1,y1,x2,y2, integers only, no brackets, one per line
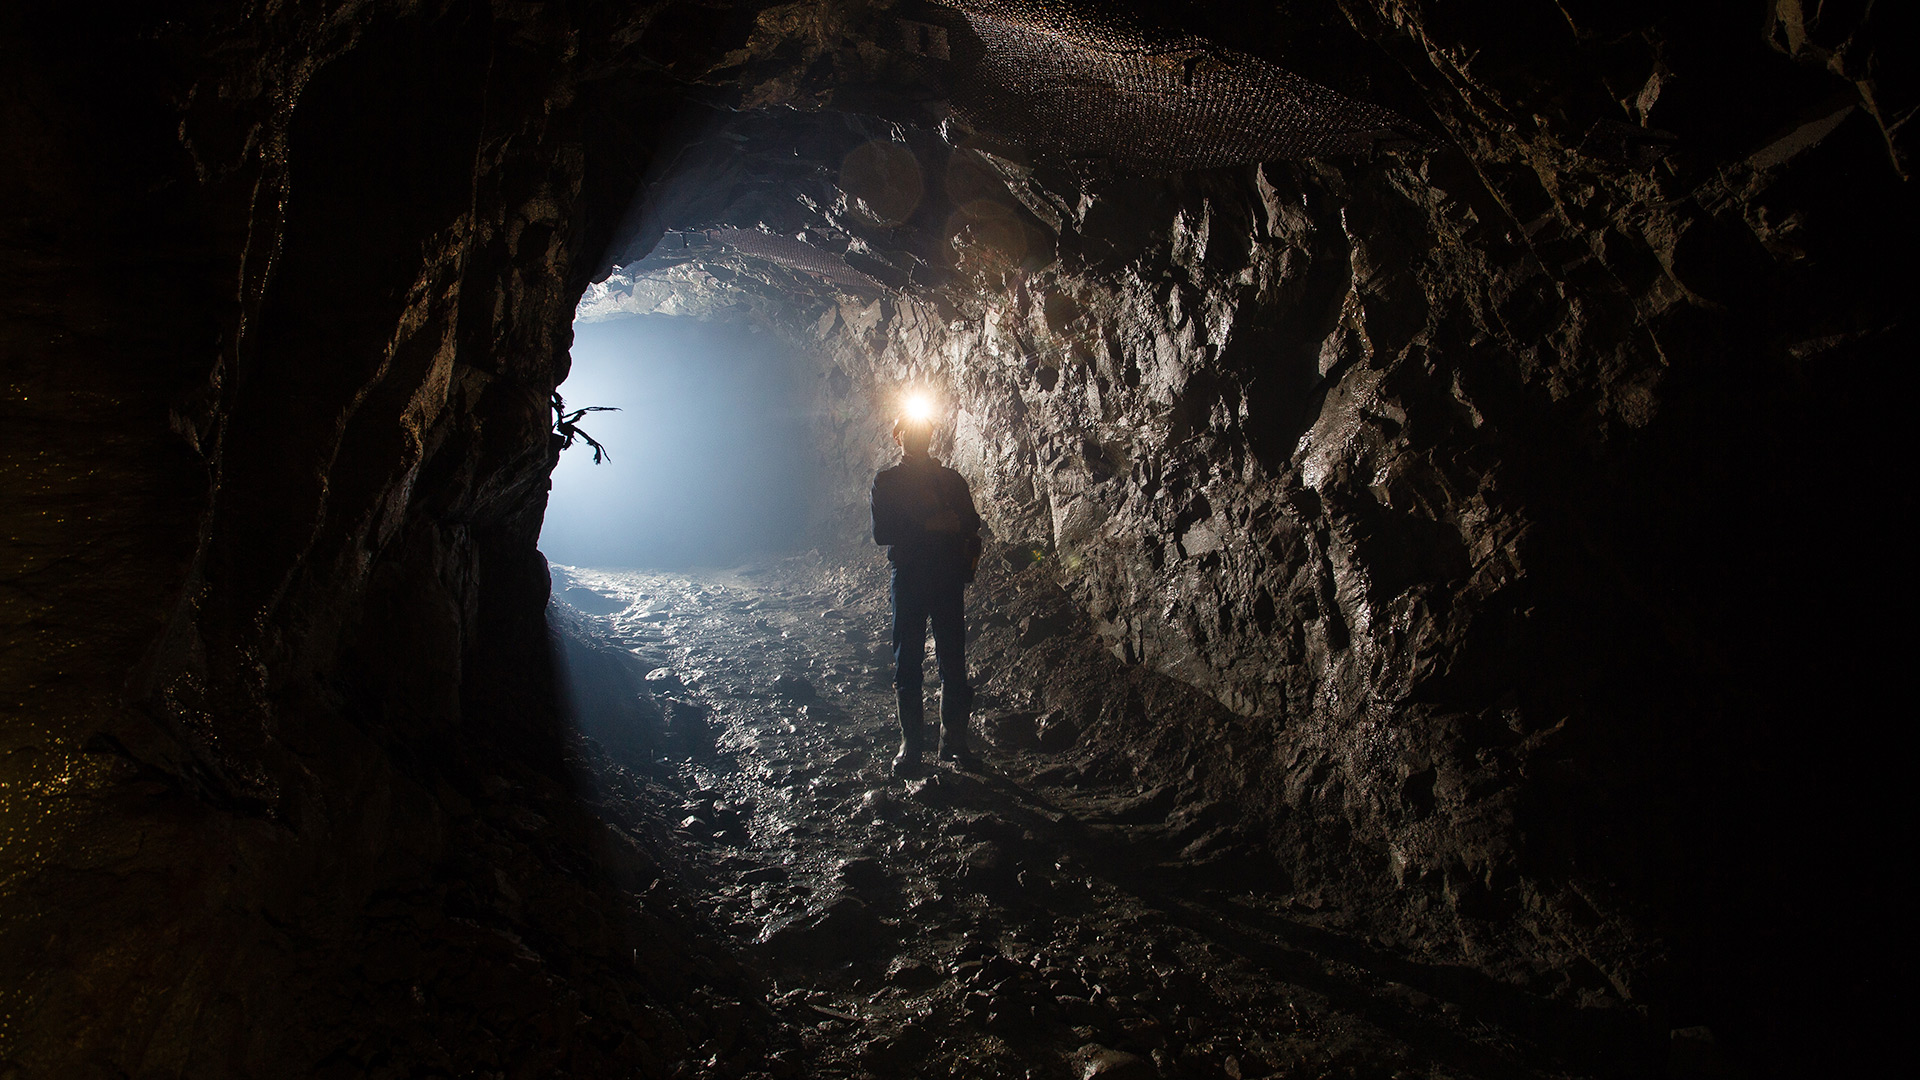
547,555,1620,1080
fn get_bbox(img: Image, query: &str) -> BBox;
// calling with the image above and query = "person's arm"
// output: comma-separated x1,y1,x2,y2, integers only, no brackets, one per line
954,472,981,536
871,475,893,546
953,471,984,580
871,472,914,546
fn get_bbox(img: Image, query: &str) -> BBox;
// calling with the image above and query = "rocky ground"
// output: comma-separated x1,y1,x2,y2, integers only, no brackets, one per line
547,550,1678,1080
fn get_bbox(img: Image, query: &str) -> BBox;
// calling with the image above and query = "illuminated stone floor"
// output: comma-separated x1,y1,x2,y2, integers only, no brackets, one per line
547,556,1619,1080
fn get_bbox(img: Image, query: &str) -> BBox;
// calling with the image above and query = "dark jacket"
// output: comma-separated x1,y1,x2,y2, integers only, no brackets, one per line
871,456,981,579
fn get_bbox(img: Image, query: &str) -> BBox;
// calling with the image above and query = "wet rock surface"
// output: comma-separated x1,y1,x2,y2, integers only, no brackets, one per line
3,2,1908,1075
552,557,1657,1078
580,7,1914,1068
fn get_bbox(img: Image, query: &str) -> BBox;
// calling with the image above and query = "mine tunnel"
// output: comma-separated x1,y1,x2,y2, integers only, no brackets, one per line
1,2,1910,1078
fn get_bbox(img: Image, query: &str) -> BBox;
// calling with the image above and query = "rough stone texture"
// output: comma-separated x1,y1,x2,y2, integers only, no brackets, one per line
2,0,1910,1076
596,1,1913,1068
1,2,779,1075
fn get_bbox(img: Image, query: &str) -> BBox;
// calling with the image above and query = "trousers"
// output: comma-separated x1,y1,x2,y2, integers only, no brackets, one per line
890,567,970,709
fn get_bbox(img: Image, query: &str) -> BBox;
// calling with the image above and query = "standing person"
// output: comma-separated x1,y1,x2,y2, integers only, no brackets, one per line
871,407,983,777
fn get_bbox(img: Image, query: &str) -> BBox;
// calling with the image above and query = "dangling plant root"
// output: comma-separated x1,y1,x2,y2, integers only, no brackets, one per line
552,391,619,464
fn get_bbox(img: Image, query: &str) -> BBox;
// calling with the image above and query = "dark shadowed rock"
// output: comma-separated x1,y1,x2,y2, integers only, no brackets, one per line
1035,708,1081,751
885,955,943,989
1,2,1906,1077
984,710,1040,749
836,855,889,894
1076,1045,1158,1080
771,673,817,699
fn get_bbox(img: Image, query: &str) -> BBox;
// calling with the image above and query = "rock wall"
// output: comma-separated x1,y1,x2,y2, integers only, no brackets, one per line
2,0,1910,1074
739,0,1911,1055
1,2,781,1074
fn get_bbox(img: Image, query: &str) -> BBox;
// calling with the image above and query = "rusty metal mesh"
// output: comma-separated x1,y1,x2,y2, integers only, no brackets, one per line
904,0,1421,170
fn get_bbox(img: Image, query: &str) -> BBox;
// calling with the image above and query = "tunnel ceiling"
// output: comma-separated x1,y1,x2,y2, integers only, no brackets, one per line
589,0,1430,316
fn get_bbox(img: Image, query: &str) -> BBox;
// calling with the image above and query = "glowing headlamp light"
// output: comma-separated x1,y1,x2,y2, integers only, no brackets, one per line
902,393,934,423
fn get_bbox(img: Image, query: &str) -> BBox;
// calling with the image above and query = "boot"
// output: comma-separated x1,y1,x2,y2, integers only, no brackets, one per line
891,688,926,778
938,684,977,766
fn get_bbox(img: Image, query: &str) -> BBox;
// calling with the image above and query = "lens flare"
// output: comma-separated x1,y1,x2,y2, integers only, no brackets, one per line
903,393,934,423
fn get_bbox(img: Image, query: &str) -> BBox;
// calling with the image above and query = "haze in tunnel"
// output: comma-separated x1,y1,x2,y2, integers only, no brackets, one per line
540,313,816,569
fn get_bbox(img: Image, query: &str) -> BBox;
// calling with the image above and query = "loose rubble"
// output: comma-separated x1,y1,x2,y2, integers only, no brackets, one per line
551,555,1656,1078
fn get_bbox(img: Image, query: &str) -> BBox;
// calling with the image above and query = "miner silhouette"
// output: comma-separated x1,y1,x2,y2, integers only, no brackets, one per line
871,407,983,777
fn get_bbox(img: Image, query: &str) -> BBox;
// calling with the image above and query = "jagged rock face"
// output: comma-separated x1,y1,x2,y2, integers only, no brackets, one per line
1,0,1910,1076
2,2,771,1074
803,155,1693,1005
602,0,1913,1048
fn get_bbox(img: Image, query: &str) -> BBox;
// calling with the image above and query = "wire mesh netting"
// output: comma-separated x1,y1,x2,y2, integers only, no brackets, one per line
622,3,1426,295
903,0,1424,170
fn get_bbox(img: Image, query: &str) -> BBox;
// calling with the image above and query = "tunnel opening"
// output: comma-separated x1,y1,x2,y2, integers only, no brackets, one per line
540,312,818,571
